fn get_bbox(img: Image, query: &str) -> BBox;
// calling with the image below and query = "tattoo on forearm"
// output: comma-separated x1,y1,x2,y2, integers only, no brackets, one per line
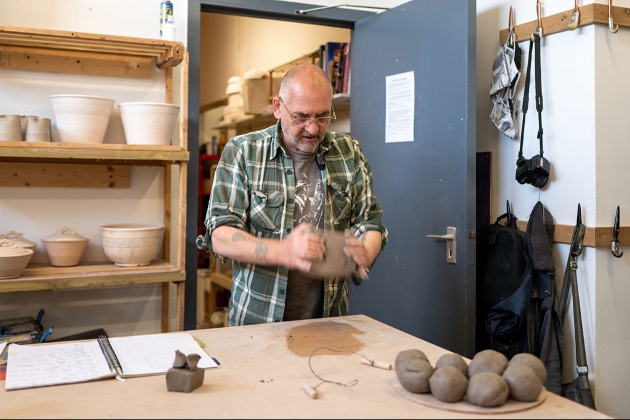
359,232,367,243
232,232,245,242
255,241,268,260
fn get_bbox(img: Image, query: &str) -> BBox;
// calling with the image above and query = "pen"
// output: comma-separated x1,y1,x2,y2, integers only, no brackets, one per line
98,335,124,378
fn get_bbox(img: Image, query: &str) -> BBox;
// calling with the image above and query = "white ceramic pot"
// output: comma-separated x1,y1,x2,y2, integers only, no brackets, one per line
41,227,89,267
0,239,34,279
49,94,115,144
0,231,37,251
100,223,165,267
118,102,179,146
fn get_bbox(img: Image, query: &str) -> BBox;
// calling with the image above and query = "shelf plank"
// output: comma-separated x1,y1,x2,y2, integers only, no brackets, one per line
0,25,185,70
0,261,185,293
0,162,131,188
514,220,630,248
499,4,630,45
0,45,152,78
0,142,189,164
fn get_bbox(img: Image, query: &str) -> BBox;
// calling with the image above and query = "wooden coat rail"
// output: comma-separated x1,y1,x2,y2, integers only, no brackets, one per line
514,220,630,248
499,3,630,45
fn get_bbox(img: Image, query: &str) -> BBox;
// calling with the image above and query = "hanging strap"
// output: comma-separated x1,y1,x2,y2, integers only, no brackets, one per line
557,211,592,393
518,34,545,160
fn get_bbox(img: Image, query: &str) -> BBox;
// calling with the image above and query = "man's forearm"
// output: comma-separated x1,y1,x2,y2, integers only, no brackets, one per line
211,225,282,266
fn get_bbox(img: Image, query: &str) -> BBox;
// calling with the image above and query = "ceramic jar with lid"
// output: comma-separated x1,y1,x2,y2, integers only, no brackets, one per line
41,227,89,267
0,231,37,251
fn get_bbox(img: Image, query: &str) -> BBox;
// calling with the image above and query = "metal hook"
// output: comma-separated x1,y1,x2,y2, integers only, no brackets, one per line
612,206,623,258
609,0,619,33
507,6,516,47
535,0,543,39
568,0,580,30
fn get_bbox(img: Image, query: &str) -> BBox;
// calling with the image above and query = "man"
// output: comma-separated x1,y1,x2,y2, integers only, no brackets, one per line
197,63,387,326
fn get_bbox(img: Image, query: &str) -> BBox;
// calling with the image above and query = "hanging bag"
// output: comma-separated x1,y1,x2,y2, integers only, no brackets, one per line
557,204,597,410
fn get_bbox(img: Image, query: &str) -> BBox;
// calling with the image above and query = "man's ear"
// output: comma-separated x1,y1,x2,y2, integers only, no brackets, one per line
272,97,282,120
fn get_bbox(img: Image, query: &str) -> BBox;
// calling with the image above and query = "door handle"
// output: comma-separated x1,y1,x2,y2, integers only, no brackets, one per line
426,226,456,264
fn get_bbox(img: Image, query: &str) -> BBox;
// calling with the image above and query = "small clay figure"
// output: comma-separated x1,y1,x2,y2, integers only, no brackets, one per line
395,349,434,394
166,350,205,393
429,365,468,403
502,362,543,402
466,371,509,407
508,353,547,384
435,353,468,377
467,349,508,378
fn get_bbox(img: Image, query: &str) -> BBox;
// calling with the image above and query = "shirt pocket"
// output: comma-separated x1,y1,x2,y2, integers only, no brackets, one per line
328,180,352,227
250,189,284,235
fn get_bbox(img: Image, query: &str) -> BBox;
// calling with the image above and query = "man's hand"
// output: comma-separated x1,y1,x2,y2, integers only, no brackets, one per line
279,223,325,273
343,230,371,280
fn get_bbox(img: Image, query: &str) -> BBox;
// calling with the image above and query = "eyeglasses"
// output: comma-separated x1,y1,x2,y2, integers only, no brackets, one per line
279,97,336,128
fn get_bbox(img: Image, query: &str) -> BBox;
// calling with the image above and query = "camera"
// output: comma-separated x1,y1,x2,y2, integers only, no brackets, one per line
515,154,550,188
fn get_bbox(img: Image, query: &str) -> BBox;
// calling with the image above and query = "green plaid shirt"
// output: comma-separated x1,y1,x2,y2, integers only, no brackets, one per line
197,121,388,325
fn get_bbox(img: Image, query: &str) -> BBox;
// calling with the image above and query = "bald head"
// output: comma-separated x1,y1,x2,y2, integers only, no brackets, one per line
278,63,333,102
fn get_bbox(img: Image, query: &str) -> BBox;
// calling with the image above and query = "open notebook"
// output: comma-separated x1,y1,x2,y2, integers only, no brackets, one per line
5,332,218,391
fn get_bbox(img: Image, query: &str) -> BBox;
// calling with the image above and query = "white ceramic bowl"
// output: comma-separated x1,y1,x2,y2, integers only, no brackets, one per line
49,94,115,144
100,223,165,267
0,239,34,279
41,227,90,267
118,102,180,146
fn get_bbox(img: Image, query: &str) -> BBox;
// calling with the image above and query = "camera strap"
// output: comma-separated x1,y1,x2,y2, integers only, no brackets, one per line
517,34,544,160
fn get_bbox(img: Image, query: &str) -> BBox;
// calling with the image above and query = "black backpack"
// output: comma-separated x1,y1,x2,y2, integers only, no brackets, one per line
476,200,533,358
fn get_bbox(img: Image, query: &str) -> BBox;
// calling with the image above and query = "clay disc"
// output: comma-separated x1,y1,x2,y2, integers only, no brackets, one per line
392,381,546,414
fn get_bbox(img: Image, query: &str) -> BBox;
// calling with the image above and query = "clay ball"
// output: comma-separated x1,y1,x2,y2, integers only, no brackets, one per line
508,353,547,384
502,362,543,402
429,365,469,403
435,353,468,377
395,357,434,394
395,349,429,366
466,371,509,407
467,349,508,378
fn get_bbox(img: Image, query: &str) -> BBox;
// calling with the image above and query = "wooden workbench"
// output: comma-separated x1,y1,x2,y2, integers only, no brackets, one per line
0,315,609,419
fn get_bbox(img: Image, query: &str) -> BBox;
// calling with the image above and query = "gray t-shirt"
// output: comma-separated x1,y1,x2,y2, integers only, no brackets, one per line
283,148,325,321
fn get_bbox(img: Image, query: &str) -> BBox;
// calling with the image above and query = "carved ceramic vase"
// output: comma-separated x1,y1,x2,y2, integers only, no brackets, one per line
118,102,179,146
100,224,165,267
49,94,115,143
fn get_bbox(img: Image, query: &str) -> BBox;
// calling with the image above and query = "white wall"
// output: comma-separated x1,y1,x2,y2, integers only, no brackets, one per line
2,0,629,416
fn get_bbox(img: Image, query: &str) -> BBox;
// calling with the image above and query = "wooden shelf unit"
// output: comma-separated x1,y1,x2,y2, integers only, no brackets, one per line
0,25,189,332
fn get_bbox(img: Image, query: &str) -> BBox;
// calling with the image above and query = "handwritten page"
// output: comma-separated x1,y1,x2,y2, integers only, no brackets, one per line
108,332,218,377
5,340,114,390
5,332,218,390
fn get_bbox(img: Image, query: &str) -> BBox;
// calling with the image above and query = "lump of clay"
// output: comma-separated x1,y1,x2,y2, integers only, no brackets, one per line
508,353,547,384
429,365,469,403
502,362,543,402
435,353,468,377
396,357,435,394
395,349,429,366
466,371,509,407
467,349,508,378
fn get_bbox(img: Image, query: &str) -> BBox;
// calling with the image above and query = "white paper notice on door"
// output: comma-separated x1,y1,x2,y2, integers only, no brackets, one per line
385,71,415,143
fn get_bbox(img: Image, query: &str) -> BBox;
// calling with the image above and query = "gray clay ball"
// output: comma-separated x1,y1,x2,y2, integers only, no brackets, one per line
502,362,543,402
466,371,509,407
395,357,434,394
435,353,468,377
509,353,547,384
395,349,429,367
467,349,508,378
429,365,469,403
